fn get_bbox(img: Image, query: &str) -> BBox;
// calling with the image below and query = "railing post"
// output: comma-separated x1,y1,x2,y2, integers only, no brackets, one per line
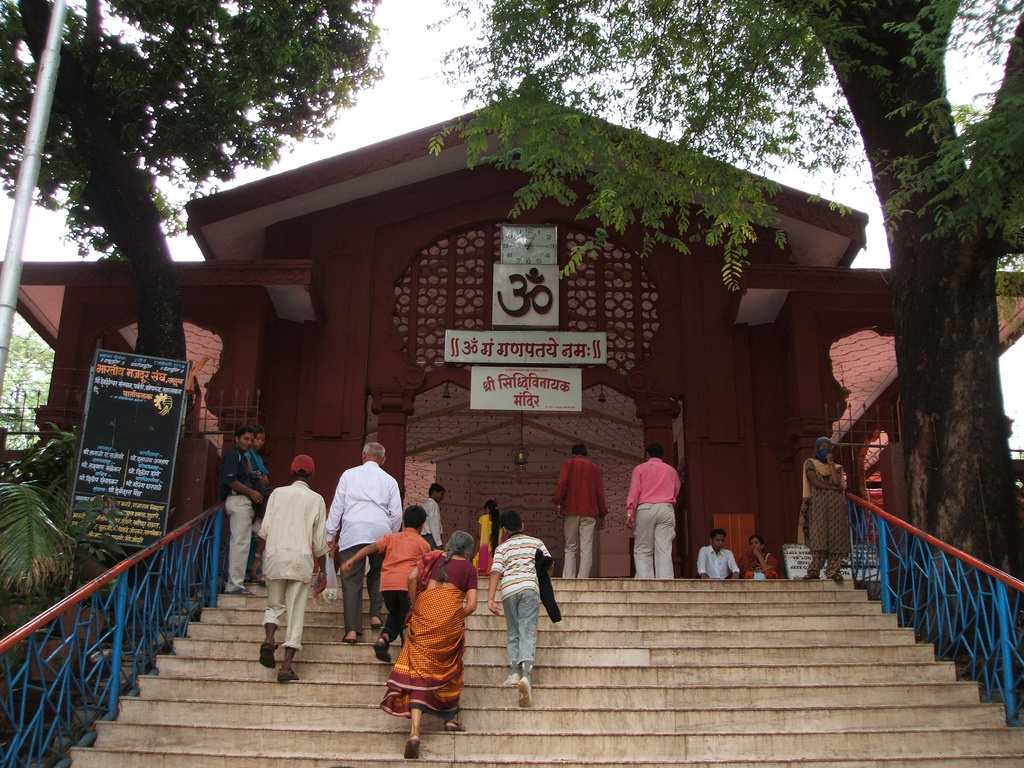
207,507,223,608
105,574,129,719
994,580,1019,725
878,518,893,614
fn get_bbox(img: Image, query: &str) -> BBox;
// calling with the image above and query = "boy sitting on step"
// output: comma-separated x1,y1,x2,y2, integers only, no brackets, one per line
487,510,550,708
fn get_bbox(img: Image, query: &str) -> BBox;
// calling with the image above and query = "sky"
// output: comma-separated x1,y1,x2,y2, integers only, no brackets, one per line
0,0,1021,447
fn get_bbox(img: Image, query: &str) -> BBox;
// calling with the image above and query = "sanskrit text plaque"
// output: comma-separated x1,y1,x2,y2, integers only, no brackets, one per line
445,330,606,365
470,366,582,412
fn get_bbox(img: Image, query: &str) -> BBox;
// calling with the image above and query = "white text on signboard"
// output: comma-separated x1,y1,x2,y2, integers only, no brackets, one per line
445,330,606,365
470,367,582,412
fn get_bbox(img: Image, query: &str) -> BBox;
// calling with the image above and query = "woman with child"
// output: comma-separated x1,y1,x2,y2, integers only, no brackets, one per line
381,530,479,760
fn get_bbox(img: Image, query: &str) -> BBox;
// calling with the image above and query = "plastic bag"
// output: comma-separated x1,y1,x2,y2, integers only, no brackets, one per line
323,557,340,602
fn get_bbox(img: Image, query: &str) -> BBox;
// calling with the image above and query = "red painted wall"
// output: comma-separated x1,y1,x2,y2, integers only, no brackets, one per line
46,165,891,568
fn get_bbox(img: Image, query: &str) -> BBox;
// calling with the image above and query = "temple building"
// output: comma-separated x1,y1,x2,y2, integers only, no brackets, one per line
15,117,1024,575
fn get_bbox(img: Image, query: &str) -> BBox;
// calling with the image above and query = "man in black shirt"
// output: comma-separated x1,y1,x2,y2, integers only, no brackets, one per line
220,425,264,595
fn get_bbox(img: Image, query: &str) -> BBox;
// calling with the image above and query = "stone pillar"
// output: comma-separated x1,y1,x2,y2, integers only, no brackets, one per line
372,391,415,499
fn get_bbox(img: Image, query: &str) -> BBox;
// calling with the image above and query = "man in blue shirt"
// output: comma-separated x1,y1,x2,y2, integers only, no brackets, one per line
219,425,264,595
245,425,272,582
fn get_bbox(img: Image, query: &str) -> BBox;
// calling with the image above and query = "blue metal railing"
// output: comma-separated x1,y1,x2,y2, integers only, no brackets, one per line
0,506,224,767
848,493,1024,725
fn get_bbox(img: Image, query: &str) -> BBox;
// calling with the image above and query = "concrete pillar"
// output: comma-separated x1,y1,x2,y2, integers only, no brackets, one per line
372,391,415,499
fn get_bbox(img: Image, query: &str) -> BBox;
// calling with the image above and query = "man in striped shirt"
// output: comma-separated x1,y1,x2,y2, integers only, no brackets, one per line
487,510,550,707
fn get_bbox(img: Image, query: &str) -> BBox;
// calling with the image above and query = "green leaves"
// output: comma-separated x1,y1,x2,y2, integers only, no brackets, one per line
447,0,1023,286
0,482,70,596
0,1,382,256
439,91,782,289
443,0,849,287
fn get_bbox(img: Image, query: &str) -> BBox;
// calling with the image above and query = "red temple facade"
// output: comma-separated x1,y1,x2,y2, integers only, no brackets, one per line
18,118,909,576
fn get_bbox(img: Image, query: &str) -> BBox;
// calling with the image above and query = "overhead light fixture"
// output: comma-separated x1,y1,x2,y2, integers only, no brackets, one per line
598,385,606,403
513,411,528,466
442,381,451,399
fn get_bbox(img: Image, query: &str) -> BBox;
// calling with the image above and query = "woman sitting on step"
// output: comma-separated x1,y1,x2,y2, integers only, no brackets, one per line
381,530,479,759
739,534,781,580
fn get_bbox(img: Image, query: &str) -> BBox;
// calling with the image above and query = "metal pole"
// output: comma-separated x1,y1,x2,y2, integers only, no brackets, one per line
106,573,129,719
878,518,893,614
0,0,69,400
994,580,1019,725
207,508,223,608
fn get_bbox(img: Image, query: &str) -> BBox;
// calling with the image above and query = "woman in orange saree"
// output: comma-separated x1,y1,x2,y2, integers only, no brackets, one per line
382,531,478,760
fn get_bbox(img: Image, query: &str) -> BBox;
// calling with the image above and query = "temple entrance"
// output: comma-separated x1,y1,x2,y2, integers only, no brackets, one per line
367,382,647,577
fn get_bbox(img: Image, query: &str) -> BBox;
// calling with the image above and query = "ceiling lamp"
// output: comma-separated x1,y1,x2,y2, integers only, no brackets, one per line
513,411,528,466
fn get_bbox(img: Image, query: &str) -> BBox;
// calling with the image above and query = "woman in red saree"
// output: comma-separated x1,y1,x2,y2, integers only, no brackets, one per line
382,530,478,760
739,534,781,579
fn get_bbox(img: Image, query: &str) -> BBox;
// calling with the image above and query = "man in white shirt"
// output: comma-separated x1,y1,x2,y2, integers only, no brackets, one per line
326,442,403,643
257,454,327,682
421,483,445,548
696,528,740,579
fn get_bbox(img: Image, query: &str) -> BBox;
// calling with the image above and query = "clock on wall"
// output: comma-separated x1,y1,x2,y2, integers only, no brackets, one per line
500,225,558,265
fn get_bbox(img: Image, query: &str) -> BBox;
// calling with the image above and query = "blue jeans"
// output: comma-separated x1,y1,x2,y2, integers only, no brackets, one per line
503,589,541,678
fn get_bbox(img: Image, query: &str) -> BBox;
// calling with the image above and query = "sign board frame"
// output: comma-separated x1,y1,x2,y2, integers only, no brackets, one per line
470,366,582,412
71,349,190,549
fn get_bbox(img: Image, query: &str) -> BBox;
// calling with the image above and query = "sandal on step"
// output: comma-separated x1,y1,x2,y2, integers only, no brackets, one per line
342,632,358,645
444,720,465,732
403,737,420,760
370,618,383,630
277,668,299,683
258,641,277,668
373,637,391,663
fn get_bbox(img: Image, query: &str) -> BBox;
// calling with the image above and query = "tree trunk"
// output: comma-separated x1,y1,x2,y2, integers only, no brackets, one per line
818,1,1022,574
18,0,185,360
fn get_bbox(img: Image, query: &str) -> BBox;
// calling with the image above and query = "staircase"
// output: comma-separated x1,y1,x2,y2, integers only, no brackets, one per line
71,577,1024,767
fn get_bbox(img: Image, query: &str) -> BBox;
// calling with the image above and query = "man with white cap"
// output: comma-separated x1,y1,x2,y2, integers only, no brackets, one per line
258,454,328,682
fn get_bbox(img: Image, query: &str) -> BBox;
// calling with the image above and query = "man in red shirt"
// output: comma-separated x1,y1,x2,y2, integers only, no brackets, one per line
626,443,682,579
552,444,608,578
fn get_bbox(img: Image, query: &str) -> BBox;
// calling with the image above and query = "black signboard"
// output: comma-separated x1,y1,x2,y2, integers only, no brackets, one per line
71,349,190,548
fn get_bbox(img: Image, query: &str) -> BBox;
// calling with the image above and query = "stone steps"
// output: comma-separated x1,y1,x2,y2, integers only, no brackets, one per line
70,578,1024,766
174,636,936,665
82,722,1024,761
153,654,957,684
244,577,857,592
223,594,875,611
187,621,915,646
117,698,1007,732
136,676,985,708
198,607,897,631
68,749,1024,768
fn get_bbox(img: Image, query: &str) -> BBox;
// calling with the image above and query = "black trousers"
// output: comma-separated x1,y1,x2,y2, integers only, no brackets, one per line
381,590,411,645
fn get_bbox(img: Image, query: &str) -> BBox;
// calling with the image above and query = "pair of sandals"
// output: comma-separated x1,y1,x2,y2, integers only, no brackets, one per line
404,723,465,760
259,641,299,683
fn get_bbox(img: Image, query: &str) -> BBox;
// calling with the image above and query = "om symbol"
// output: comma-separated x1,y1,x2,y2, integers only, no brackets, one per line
152,393,173,416
497,267,554,317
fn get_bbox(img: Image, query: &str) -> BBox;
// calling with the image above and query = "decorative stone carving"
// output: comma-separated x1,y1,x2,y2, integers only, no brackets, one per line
393,224,661,373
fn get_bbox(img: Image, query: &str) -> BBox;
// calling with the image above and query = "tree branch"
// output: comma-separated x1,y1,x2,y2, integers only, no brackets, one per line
85,0,101,75
992,10,1024,113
